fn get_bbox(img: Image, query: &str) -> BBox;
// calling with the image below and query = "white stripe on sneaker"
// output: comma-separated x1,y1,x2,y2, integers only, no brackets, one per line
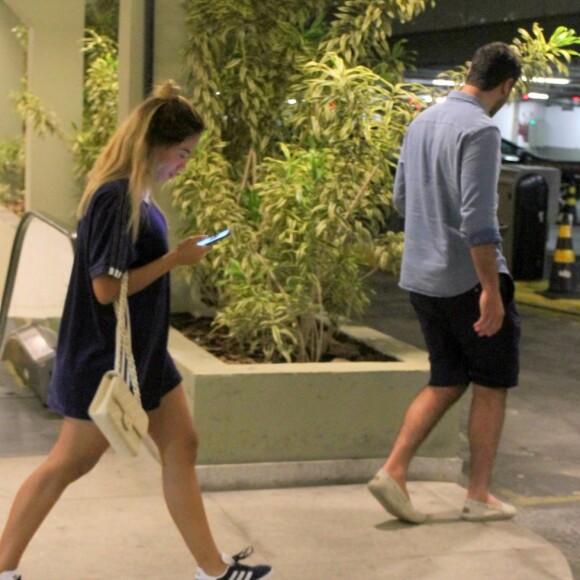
230,571,252,580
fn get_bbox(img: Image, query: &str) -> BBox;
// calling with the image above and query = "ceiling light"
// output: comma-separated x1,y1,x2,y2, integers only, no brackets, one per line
527,92,549,100
531,77,570,85
432,79,455,87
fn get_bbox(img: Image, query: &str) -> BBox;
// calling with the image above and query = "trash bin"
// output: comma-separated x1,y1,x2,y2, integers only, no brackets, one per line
1,323,57,405
498,165,561,280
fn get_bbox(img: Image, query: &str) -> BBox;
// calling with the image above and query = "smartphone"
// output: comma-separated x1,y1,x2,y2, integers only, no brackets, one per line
196,228,231,246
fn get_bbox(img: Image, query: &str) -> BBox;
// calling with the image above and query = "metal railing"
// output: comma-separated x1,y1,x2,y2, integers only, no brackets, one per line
0,211,76,350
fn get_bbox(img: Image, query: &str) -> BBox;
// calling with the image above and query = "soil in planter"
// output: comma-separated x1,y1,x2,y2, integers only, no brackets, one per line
170,312,395,364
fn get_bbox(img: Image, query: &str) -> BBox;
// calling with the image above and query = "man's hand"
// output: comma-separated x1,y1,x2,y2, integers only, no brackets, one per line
473,288,505,337
469,243,505,337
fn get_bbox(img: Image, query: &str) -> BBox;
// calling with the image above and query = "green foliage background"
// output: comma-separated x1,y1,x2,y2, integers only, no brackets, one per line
1,0,578,362
0,2,119,212
172,1,579,362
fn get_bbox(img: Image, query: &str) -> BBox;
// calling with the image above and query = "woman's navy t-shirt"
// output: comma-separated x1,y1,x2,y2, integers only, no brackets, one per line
47,179,182,420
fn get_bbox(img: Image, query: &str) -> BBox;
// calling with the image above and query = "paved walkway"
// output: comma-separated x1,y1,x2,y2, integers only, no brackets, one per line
0,206,577,579
0,356,574,579
0,451,573,580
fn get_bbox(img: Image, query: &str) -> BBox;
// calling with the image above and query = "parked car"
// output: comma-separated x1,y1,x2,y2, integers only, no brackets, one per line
501,138,580,185
502,138,580,225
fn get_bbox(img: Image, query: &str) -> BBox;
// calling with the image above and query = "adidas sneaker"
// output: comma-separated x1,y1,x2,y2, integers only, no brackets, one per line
195,546,272,579
0,572,22,580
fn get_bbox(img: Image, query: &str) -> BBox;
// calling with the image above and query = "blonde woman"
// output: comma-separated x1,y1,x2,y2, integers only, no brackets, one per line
0,81,272,580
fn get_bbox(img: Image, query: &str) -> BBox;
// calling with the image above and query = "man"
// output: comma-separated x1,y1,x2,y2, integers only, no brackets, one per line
368,42,522,524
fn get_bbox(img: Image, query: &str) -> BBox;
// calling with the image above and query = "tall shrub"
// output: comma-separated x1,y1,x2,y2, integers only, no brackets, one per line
173,2,579,362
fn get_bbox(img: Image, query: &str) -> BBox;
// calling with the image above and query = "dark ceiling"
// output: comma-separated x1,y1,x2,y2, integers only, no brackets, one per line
391,7,580,105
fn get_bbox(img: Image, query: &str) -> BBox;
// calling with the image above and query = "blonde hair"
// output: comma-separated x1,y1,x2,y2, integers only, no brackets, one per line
77,80,204,240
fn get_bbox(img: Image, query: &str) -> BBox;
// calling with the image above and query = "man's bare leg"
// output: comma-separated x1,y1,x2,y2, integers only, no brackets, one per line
466,384,508,504
384,385,467,496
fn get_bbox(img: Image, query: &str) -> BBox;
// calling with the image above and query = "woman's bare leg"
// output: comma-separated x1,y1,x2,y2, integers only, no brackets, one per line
0,418,109,571
147,385,225,577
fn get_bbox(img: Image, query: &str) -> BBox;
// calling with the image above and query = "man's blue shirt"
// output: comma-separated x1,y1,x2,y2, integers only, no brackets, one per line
394,90,508,297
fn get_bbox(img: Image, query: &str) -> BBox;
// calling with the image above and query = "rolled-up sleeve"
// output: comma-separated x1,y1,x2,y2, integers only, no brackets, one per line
459,126,503,247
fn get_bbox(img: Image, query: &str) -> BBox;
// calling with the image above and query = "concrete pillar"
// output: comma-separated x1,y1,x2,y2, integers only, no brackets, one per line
5,0,85,227
151,0,186,234
146,0,195,311
153,0,187,87
118,0,146,120
118,0,189,121
0,1,24,140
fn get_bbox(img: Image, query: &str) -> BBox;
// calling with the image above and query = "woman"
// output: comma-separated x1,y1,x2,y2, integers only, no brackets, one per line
0,81,272,580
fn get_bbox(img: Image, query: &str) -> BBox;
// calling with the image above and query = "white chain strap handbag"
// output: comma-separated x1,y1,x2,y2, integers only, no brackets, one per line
89,272,149,456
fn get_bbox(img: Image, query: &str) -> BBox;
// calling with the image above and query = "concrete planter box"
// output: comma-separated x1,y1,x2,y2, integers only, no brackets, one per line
169,324,462,490
1,208,461,490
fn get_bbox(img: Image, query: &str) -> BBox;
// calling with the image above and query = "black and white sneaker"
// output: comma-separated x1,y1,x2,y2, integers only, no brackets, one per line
0,572,22,580
195,546,272,579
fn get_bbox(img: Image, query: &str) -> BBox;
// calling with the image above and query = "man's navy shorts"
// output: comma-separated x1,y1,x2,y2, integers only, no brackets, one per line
409,274,520,388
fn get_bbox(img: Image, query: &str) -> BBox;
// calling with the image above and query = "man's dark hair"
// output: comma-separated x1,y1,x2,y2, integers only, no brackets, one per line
466,42,522,91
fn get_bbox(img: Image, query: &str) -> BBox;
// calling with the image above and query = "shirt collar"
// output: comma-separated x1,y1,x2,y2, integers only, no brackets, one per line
447,90,487,113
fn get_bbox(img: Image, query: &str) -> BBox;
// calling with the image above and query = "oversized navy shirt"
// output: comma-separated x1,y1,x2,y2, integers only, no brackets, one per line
393,90,509,297
48,179,182,419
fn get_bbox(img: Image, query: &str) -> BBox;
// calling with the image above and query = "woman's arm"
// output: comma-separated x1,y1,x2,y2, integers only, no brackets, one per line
92,234,209,304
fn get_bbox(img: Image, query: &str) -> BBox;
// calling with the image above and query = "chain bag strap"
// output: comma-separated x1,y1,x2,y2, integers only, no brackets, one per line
89,271,149,457
113,272,141,404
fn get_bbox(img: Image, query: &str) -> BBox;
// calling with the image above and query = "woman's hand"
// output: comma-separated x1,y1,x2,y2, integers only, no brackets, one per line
92,235,210,305
171,235,210,266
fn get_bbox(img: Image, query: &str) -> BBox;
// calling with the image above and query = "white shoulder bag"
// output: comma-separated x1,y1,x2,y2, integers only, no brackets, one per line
89,272,149,456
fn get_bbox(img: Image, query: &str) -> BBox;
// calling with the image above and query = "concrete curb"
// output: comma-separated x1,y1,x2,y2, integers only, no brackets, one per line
196,456,464,491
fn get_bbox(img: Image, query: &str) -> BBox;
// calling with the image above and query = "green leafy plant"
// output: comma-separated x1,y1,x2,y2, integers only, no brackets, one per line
0,0,119,213
0,138,25,214
174,0,579,363
11,91,65,140
319,0,434,70
0,26,28,213
513,24,580,93
8,29,119,185
70,30,119,179
174,0,431,362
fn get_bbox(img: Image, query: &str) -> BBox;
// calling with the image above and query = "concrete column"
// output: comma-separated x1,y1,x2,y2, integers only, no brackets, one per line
5,0,85,227
0,1,24,140
152,0,189,243
153,0,187,87
149,0,195,311
118,0,146,120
